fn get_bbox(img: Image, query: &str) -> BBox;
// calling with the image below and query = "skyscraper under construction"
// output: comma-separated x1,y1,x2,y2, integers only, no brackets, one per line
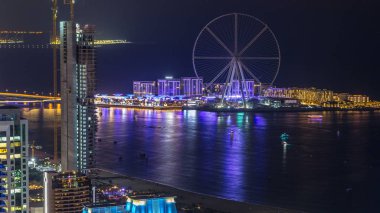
60,21,96,172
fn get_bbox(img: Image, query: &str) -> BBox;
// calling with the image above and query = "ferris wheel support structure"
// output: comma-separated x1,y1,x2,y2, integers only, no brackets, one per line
193,13,281,107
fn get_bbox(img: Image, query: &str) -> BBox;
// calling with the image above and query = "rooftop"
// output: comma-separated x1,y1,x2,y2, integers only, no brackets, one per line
128,192,176,200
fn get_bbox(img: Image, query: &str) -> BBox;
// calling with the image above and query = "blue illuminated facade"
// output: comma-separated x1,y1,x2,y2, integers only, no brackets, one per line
82,204,126,213
83,196,177,213
126,196,177,213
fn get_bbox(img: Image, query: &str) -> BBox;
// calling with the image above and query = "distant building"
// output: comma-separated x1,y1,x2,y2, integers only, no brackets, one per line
206,83,225,97
60,21,97,172
260,97,300,108
82,203,127,213
348,95,370,103
181,77,203,97
126,194,177,213
263,87,334,105
205,79,255,98
44,171,91,213
333,93,350,102
82,194,178,213
0,106,29,213
133,81,156,97
157,77,181,96
229,79,255,98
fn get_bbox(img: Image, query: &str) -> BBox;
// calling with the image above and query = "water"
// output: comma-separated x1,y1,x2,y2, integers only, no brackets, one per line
23,107,380,212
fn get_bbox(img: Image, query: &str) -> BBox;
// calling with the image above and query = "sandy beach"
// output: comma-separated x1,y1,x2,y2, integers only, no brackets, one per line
90,168,303,213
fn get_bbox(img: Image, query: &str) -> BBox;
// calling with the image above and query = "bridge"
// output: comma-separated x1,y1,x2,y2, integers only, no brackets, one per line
0,92,60,103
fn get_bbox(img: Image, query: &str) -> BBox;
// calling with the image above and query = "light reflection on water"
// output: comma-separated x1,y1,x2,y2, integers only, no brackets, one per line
23,107,380,212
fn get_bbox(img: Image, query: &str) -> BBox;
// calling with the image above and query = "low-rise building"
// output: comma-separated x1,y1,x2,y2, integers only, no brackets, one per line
181,77,203,97
133,81,156,97
157,77,181,96
82,193,178,213
44,171,91,213
263,87,334,105
348,95,370,103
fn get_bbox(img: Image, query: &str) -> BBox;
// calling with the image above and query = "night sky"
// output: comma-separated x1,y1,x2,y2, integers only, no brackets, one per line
0,0,379,99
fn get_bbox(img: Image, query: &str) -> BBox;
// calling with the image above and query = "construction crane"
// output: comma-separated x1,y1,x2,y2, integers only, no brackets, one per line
1,0,130,166
63,0,75,21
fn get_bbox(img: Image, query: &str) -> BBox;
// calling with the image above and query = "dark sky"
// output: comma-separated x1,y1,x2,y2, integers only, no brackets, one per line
0,0,379,99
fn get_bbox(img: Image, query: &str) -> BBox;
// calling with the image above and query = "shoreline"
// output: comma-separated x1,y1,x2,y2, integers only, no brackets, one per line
90,168,302,213
96,103,380,113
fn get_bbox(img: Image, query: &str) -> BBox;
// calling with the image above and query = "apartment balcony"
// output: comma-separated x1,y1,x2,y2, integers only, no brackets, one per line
0,194,6,200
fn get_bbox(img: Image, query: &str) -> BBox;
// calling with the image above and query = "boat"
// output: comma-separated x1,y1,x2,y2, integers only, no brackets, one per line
280,133,289,144
307,115,323,119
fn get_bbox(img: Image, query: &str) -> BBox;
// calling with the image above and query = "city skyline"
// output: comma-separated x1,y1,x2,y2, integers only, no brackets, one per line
1,1,380,212
0,0,379,99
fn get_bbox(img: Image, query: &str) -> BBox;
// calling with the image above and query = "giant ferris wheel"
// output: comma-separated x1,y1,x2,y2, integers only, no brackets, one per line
193,13,281,106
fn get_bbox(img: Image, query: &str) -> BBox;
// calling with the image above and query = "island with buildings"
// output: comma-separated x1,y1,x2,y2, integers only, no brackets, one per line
95,76,380,111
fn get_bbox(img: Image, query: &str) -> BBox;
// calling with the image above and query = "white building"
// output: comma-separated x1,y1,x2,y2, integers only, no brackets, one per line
157,77,181,96
0,106,29,213
133,81,156,97
181,77,203,97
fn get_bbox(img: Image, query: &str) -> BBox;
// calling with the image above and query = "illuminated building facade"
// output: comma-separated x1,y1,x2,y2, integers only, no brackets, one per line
263,87,334,105
133,76,203,97
44,171,91,213
348,95,370,103
126,194,177,213
206,83,226,97
82,203,127,213
181,77,203,97
228,79,255,98
157,78,181,96
133,81,156,97
0,106,29,213
60,21,97,172
82,194,177,213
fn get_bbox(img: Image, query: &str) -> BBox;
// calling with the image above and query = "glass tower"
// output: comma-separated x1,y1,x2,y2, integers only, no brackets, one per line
0,106,29,213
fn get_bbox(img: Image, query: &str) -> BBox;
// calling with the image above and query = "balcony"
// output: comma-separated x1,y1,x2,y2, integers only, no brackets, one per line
0,172,6,178
0,194,6,200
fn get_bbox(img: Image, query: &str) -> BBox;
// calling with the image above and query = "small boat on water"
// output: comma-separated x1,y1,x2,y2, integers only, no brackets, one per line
308,115,323,119
280,133,289,145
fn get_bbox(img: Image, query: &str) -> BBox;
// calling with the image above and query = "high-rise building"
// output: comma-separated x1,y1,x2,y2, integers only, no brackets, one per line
0,106,29,213
181,77,203,97
157,77,181,96
133,81,156,97
44,171,91,213
60,21,97,172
